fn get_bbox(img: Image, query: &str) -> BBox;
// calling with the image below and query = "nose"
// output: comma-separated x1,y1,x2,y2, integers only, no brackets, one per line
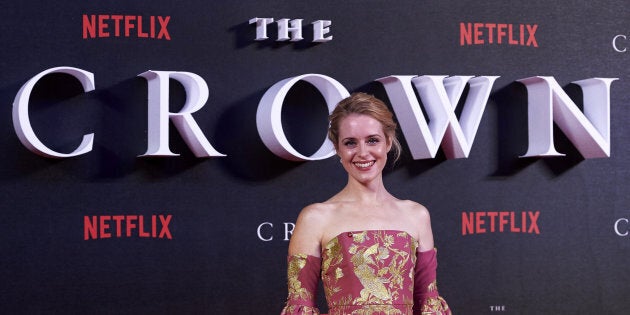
357,142,369,157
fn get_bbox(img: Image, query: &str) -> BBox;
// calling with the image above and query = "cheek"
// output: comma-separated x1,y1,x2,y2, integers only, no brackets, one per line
337,149,350,159
376,145,389,155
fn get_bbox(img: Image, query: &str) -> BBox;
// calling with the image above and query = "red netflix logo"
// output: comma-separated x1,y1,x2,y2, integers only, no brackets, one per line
461,211,540,236
84,214,172,240
460,22,538,47
82,14,171,40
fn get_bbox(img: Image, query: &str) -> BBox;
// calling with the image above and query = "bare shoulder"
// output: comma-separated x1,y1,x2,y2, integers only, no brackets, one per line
398,199,431,222
288,202,335,256
296,202,334,227
397,200,435,251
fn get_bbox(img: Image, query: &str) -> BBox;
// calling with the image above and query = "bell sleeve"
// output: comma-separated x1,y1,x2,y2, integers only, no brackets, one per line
280,254,322,315
413,248,451,315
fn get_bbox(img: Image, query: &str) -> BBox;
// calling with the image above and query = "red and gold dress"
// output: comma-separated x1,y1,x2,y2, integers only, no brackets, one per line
281,230,451,315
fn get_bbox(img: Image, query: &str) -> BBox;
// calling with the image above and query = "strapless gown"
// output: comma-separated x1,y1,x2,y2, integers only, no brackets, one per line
281,230,450,315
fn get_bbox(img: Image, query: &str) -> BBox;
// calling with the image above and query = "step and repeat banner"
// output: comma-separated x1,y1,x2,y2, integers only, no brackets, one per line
2,1,629,314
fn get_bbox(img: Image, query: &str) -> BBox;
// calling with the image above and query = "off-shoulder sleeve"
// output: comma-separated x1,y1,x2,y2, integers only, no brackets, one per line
413,248,451,315
280,254,322,315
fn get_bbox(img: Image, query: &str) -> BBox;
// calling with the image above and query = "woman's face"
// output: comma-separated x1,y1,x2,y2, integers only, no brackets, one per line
336,114,391,184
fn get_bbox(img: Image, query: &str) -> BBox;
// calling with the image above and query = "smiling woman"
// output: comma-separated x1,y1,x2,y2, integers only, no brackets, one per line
280,93,451,315
328,92,401,166
331,97,397,186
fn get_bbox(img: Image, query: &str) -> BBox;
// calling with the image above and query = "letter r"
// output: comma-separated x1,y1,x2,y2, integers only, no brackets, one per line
138,71,226,157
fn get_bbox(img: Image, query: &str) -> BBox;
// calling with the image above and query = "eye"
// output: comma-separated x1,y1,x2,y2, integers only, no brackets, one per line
343,140,357,147
367,137,380,145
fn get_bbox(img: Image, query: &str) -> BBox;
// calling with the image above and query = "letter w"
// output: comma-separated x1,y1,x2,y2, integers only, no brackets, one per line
517,77,617,158
377,75,498,159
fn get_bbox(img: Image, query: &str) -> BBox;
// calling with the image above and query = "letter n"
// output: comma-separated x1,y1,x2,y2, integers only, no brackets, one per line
517,76,617,158
84,216,97,240
83,15,96,39
461,212,474,235
460,22,472,45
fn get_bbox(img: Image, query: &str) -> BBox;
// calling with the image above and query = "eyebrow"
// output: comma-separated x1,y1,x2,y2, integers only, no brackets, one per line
341,134,383,141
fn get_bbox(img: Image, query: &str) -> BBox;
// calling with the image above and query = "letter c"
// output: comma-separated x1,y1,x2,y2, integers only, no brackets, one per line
257,222,273,241
13,67,95,158
612,34,627,52
614,218,628,236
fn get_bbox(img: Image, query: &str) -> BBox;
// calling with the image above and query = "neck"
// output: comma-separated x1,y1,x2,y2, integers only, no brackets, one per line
340,175,390,204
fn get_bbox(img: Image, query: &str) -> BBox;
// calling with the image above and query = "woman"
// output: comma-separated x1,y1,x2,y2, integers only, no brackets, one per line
281,92,451,315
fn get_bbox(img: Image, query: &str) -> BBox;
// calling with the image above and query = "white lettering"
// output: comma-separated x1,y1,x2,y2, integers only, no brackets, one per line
276,18,303,42
377,75,498,159
257,222,273,241
612,34,627,52
489,305,506,311
615,218,628,236
251,18,332,43
138,70,226,157
12,66,95,158
284,222,295,240
517,76,617,158
256,73,349,161
312,20,333,42
13,70,614,161
248,17,274,41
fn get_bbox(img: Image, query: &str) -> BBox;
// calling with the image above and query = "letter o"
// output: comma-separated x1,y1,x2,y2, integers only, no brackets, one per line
256,74,350,161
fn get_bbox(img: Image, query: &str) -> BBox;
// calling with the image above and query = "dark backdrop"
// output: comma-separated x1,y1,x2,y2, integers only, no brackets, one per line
1,1,629,314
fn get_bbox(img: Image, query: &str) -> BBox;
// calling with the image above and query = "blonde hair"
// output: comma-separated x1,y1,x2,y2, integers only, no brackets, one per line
328,92,401,163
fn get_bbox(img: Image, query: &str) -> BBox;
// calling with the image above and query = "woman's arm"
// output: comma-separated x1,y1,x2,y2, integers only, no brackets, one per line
281,204,327,315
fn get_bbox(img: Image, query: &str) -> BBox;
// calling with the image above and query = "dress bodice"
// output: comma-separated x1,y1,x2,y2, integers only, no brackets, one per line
321,230,418,314
280,230,451,315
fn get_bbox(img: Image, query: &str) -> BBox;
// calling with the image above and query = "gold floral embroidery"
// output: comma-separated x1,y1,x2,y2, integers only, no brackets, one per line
323,236,344,300
350,304,405,315
421,296,450,314
335,267,344,279
280,304,321,315
323,236,342,273
286,254,313,302
352,231,368,243
323,231,415,309
321,231,450,314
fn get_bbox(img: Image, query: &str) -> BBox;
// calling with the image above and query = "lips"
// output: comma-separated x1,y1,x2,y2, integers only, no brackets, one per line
353,161,375,168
